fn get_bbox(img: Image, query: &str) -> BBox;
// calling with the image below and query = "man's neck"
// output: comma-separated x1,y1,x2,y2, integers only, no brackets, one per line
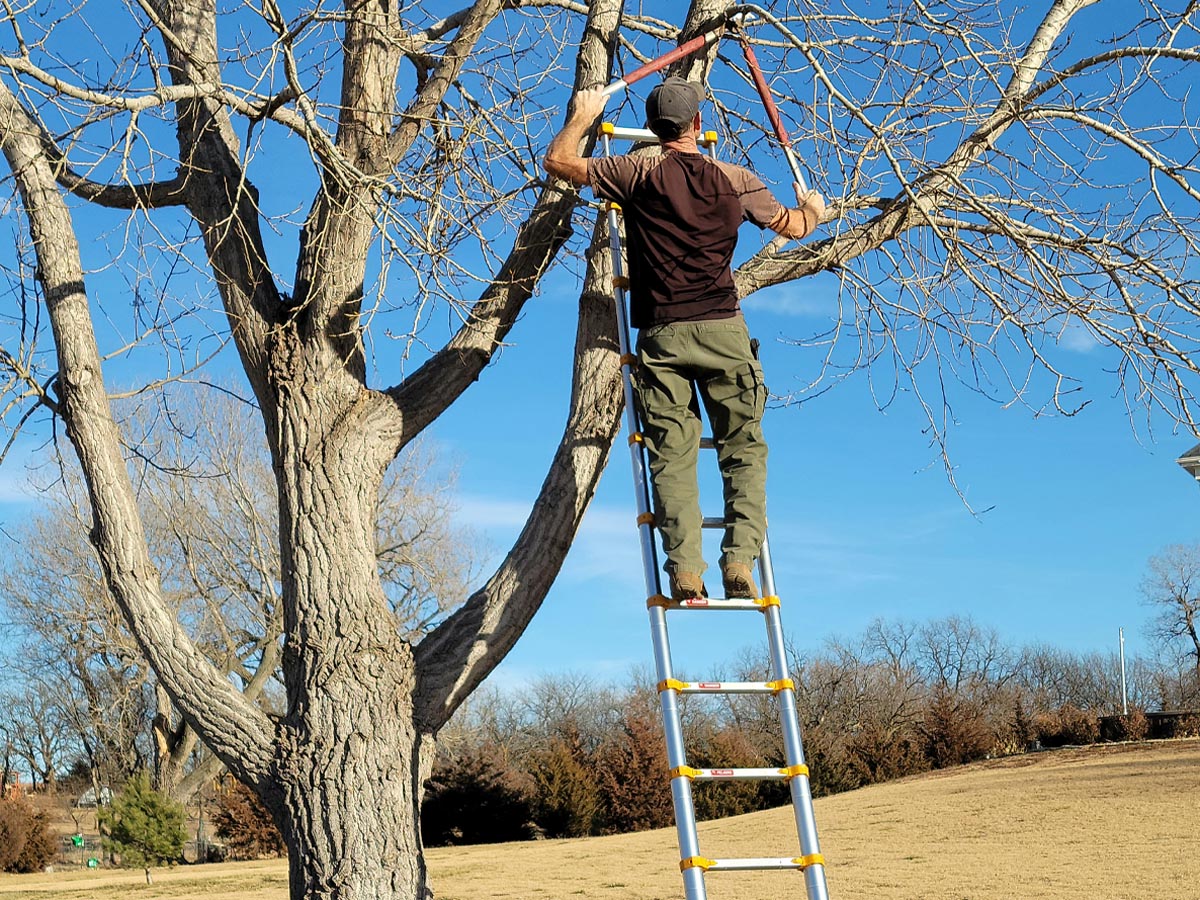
661,129,700,154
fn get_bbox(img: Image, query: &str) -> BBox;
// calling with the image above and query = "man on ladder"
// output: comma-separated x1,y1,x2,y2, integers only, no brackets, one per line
545,78,826,601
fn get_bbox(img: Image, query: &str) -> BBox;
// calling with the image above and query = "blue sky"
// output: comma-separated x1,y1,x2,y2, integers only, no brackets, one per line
1,2,1198,699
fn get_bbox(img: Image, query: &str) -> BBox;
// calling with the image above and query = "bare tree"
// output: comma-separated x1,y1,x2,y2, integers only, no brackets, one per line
1,0,1198,896
1141,544,1200,679
916,616,1016,704
727,1,1200,475
0,0,635,893
1013,643,1137,713
0,680,76,791
0,497,152,793
1143,650,1200,709
807,629,927,782
1,386,477,801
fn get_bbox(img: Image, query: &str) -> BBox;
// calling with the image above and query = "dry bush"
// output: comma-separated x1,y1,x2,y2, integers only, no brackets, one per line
989,697,1038,756
211,780,286,860
1175,713,1200,738
0,794,59,873
920,692,994,768
594,708,673,835
422,744,534,846
1104,710,1150,743
1034,705,1101,747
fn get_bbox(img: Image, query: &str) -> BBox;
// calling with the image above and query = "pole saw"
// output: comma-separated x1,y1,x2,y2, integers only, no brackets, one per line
599,6,810,193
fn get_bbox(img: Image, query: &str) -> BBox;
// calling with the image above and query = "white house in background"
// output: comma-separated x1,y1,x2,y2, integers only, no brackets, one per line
76,786,113,807
1177,442,1200,483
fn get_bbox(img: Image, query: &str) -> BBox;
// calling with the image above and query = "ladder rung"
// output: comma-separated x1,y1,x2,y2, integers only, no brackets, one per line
599,123,661,143
658,596,766,611
664,679,793,695
704,857,821,872
688,767,792,781
699,437,715,449
701,516,725,529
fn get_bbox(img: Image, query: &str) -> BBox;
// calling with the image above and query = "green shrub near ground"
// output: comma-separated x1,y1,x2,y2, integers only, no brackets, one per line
526,729,602,838
688,726,788,821
99,772,187,882
846,723,929,784
920,692,994,768
422,744,535,845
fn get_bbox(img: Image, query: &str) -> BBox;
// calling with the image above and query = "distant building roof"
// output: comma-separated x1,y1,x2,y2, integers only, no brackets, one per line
1177,442,1200,478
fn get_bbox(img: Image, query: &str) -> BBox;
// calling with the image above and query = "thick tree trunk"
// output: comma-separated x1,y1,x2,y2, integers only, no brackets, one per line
278,686,425,900
270,367,428,899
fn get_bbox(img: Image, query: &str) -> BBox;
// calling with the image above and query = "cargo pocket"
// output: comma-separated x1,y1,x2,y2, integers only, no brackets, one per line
736,360,767,420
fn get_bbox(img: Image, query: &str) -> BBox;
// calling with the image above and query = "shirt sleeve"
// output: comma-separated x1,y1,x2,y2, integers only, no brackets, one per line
715,162,785,229
588,155,642,203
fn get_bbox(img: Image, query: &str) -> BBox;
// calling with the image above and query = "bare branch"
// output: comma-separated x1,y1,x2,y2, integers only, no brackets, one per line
0,77,276,789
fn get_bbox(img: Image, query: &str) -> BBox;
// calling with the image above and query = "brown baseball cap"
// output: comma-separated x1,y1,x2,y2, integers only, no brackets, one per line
645,76,704,139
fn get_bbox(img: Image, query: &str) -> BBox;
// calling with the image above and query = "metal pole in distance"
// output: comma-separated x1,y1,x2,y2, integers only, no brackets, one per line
1119,627,1128,716
758,535,830,900
601,128,707,900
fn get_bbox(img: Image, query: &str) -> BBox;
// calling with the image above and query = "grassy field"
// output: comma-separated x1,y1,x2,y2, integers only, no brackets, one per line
3,738,1197,900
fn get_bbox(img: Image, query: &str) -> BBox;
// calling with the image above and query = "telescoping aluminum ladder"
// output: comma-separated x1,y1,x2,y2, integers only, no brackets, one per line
598,120,830,900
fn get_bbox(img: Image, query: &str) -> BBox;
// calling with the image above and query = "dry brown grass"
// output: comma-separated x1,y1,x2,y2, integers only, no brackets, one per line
2,739,1197,900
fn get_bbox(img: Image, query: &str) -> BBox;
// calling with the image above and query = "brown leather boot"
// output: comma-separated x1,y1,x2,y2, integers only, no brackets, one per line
721,561,759,599
668,569,707,601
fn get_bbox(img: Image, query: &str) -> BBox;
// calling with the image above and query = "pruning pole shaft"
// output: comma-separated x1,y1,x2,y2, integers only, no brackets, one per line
601,28,722,97
737,33,808,192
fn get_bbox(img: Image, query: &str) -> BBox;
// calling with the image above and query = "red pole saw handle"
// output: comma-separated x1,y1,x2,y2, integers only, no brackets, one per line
601,28,722,97
735,30,808,192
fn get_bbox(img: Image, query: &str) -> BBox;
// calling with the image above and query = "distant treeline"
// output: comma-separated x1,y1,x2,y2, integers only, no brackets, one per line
423,615,1200,845
4,613,1198,853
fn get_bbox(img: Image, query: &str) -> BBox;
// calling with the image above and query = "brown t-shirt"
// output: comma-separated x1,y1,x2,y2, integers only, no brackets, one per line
588,151,782,328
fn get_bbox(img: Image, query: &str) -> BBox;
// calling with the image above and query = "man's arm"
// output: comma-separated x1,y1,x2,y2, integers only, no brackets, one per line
543,87,609,187
768,186,827,240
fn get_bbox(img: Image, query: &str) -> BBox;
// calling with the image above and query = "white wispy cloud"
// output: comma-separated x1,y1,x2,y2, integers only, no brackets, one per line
1055,320,1101,354
452,494,644,596
0,466,35,506
744,272,843,320
548,502,646,596
763,505,973,594
454,494,534,531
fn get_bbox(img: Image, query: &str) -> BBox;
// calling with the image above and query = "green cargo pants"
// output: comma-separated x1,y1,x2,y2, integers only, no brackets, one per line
634,315,768,579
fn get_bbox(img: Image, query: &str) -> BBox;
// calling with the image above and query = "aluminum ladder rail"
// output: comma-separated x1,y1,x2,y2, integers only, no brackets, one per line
598,121,830,900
